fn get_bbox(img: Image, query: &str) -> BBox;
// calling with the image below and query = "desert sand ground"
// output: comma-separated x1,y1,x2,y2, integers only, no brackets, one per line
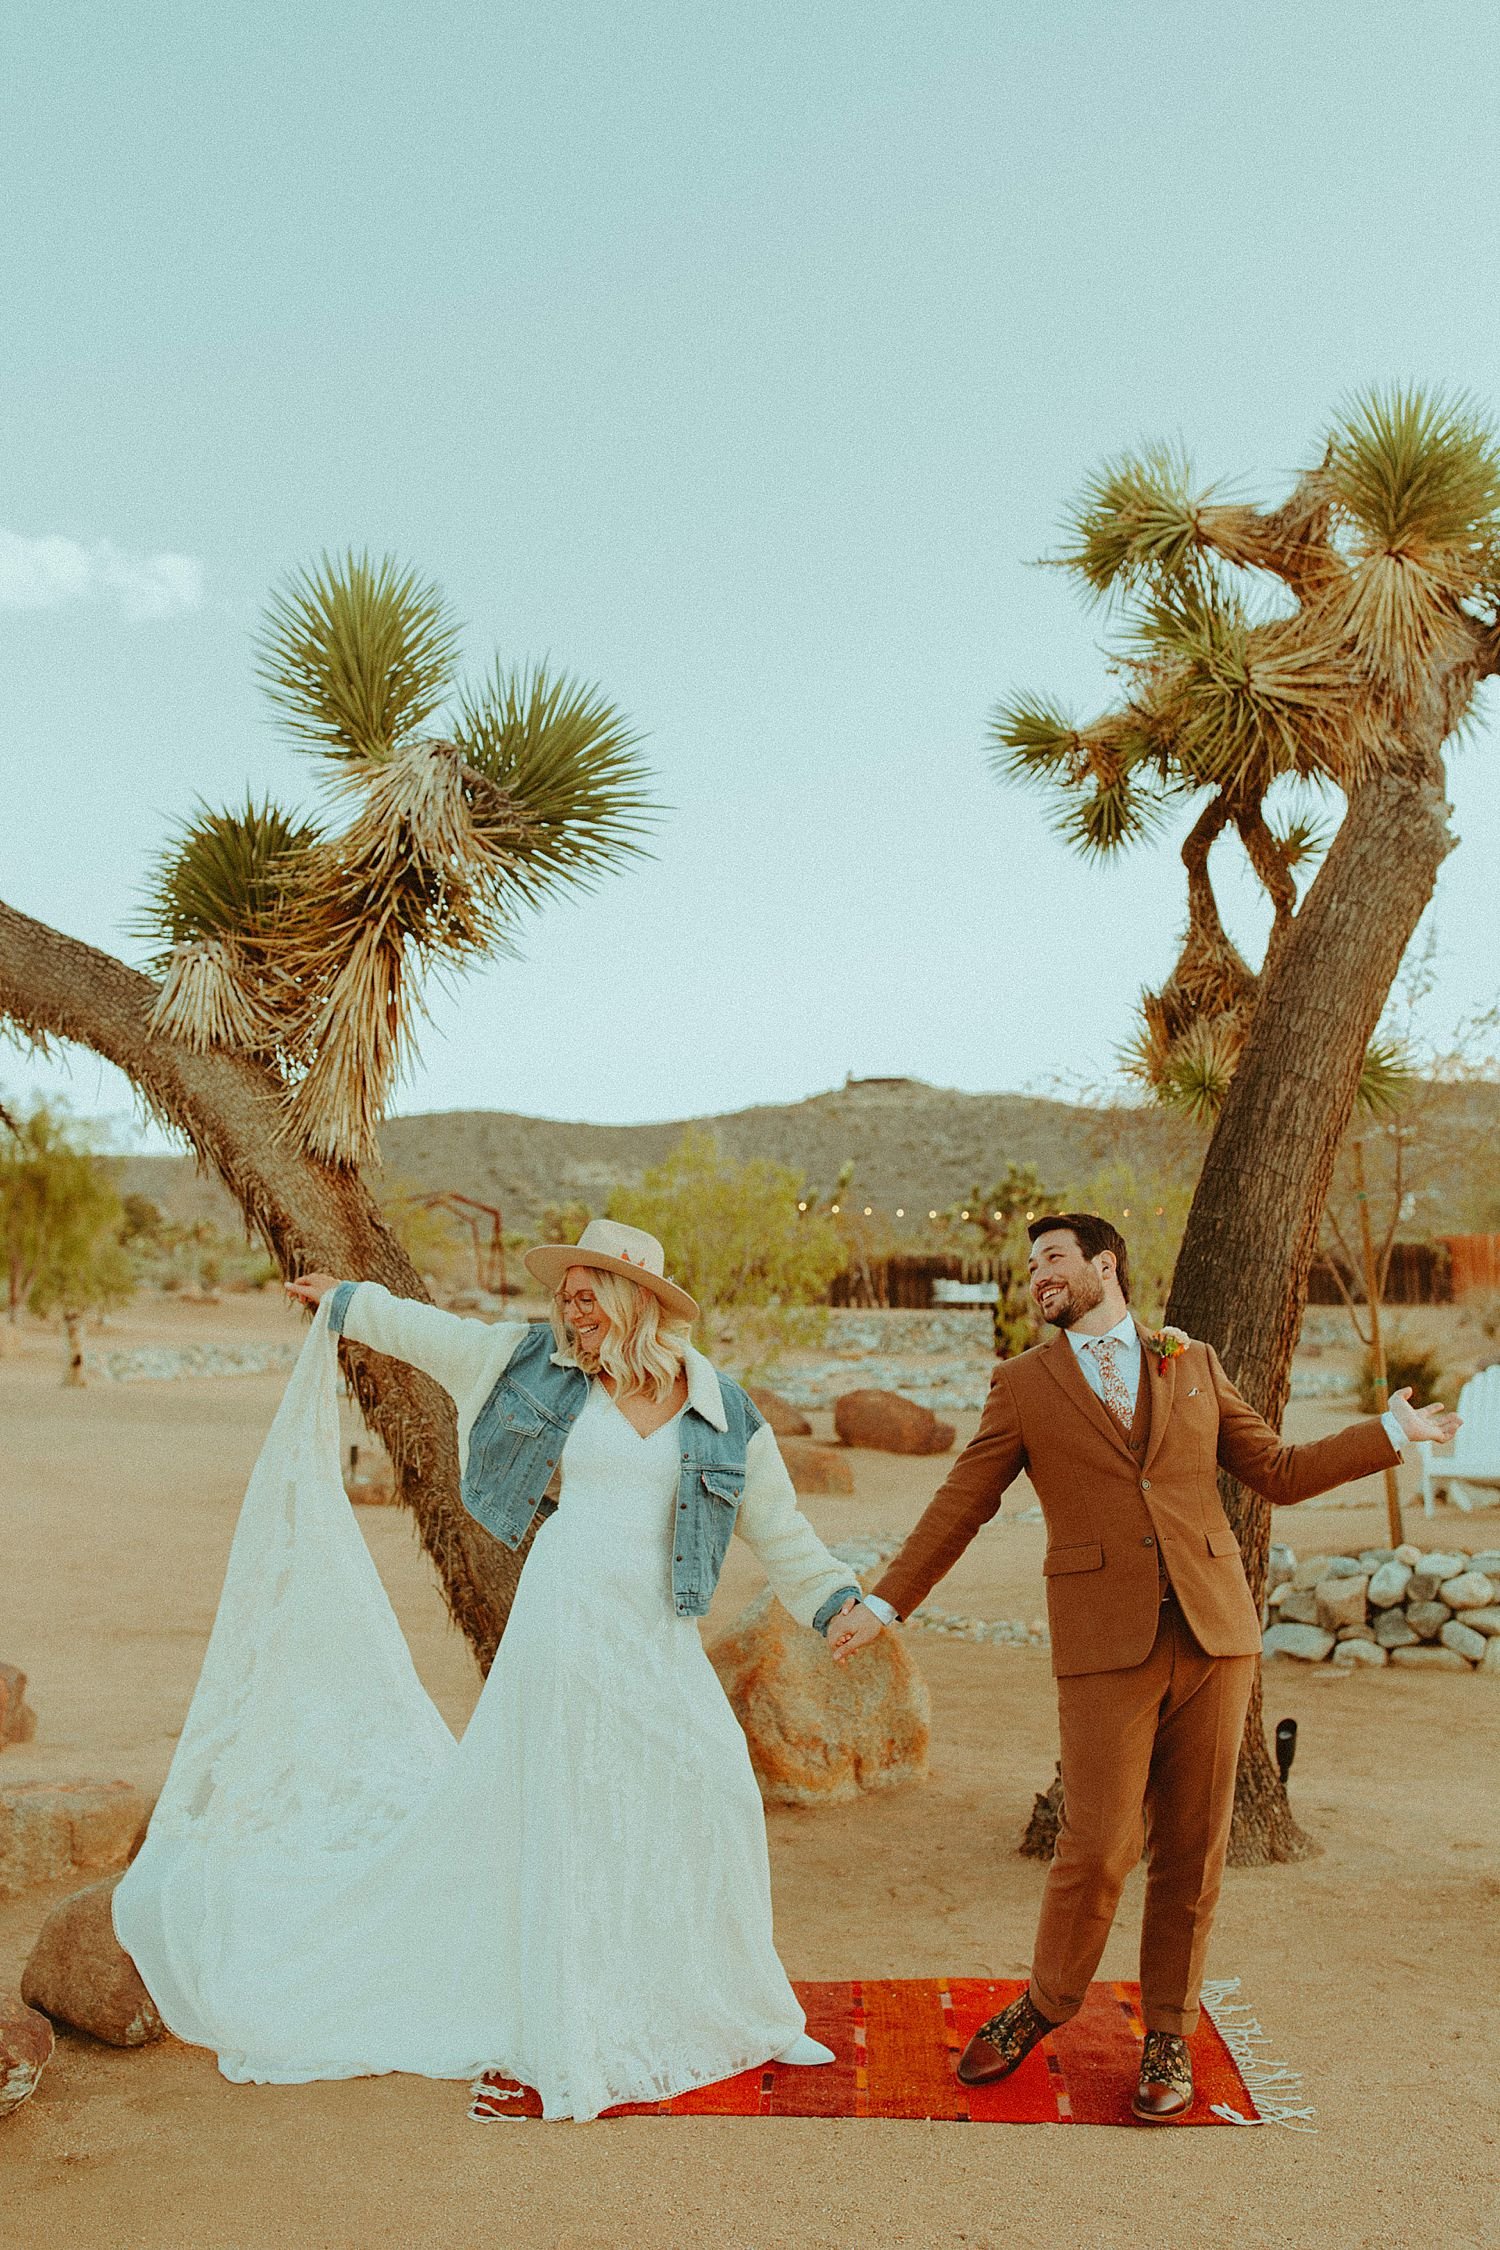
2,1292,1498,2250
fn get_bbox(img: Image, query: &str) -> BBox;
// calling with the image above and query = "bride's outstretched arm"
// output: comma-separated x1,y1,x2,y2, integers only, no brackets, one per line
285,1274,527,1408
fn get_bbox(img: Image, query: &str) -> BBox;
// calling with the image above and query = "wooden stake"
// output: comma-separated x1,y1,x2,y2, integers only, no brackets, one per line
1353,1140,1405,1548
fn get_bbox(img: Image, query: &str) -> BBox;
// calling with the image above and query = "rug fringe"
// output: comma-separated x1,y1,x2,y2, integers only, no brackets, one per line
468,2069,526,2122
1200,1977,1317,2132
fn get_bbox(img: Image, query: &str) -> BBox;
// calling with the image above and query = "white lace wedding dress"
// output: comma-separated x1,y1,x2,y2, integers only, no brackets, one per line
113,1306,807,2120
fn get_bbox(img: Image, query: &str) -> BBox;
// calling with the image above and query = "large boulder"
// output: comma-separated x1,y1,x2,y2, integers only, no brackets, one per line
1367,1560,1413,1609
778,1438,855,1496
1331,1638,1387,1668
0,1665,37,1750
1262,1622,1335,1662
0,1996,53,2118
833,1389,954,1456
0,1780,152,1899
21,1877,167,2046
748,1387,813,1438
1438,1572,1496,1612
710,1593,930,1807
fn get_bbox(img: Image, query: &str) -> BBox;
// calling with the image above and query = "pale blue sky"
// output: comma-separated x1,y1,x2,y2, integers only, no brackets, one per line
3,0,1497,1143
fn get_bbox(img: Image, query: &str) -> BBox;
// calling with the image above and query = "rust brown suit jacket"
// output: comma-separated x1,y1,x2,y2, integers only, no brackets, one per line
872,1322,1399,1678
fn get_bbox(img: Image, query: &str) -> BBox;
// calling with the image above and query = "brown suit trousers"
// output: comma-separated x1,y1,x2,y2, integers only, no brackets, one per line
873,1323,1398,2033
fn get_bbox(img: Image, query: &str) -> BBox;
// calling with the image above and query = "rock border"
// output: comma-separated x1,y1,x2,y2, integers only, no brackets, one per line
1263,1543,1500,1672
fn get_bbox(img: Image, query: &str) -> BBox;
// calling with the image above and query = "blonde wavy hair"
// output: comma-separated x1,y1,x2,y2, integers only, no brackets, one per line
549,1267,693,1403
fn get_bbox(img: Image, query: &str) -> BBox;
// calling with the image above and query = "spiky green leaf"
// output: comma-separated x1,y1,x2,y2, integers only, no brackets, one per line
254,552,461,763
452,662,658,908
1329,387,1500,554
135,797,321,967
1059,445,1213,596
1268,811,1335,872
1355,1037,1416,1119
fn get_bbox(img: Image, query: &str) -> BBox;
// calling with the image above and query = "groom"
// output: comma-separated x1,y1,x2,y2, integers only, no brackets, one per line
831,1213,1459,2121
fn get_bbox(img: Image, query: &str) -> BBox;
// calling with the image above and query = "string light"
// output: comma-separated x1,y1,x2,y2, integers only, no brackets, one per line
831,1204,840,1214
928,1210,938,1220
896,1207,905,1217
797,1200,808,1212
863,1205,873,1216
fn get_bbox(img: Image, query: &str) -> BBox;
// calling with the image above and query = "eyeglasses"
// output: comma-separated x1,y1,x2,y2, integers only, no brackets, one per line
560,1288,600,1315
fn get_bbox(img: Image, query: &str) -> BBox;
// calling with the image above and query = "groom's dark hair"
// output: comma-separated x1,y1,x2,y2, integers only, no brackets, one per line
1026,1212,1131,1302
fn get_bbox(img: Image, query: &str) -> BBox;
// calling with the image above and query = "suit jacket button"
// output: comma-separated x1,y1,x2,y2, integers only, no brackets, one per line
1142,1535,1155,1547
1141,1477,1151,1491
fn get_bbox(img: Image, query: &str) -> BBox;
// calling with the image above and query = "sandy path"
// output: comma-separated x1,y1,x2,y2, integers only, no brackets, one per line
2,1297,1498,2249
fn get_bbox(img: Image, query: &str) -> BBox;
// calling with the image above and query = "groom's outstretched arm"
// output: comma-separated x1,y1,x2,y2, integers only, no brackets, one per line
871,1366,1027,1622
1208,1346,1400,1505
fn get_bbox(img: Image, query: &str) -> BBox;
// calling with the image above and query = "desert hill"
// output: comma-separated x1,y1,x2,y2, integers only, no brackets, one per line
118,1077,1191,1238
118,1072,1499,1243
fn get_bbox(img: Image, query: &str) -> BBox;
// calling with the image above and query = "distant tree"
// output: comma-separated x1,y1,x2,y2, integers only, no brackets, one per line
942,1162,1056,1355
1066,1163,1195,1329
0,1103,134,1379
608,1129,845,1362
537,1199,595,1247
0,551,655,1667
991,387,1500,1862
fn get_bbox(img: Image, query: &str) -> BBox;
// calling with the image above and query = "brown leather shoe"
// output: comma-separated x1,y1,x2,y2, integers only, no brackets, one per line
955,1990,1056,2086
1131,2030,1194,2121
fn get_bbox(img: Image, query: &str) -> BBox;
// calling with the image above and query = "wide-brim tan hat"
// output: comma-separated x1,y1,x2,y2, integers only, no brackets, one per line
524,1219,699,1323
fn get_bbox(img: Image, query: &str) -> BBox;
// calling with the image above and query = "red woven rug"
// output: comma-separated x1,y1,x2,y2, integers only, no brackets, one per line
468,1978,1265,2126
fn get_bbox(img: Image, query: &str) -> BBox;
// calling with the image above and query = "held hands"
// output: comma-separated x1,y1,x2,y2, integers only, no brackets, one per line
1388,1385,1462,1447
826,1598,885,1665
284,1272,340,1310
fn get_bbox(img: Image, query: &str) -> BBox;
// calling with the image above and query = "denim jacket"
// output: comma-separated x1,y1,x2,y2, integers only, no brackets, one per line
327,1283,859,1633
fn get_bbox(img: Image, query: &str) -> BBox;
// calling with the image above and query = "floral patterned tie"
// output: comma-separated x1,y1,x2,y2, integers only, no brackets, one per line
1088,1337,1136,1433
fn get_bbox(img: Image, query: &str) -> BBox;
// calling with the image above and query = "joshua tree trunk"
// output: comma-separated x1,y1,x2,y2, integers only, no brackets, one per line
0,899,522,1671
1165,743,1455,1862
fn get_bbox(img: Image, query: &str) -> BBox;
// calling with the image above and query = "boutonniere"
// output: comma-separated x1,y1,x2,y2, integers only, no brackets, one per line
1145,1327,1190,1376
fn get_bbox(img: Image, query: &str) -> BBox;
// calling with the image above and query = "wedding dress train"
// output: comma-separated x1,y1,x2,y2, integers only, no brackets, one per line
113,1305,809,2120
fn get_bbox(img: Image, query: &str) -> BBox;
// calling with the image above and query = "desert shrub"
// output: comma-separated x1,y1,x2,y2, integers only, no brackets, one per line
537,1199,594,1246
1358,1338,1446,1415
1065,1163,1194,1328
607,1129,844,1364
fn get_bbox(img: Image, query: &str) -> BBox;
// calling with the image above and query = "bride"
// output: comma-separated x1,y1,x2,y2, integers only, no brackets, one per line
113,1219,882,2121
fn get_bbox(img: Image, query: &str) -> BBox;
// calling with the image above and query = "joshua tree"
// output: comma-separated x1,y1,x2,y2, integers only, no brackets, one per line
943,1162,1055,1355
0,553,654,1666
992,389,1500,1860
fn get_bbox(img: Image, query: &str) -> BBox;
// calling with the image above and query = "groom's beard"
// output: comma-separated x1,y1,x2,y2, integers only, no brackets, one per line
1036,1268,1105,1329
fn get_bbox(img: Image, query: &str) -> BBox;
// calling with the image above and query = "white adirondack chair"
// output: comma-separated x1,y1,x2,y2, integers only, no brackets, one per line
1420,1364,1500,1515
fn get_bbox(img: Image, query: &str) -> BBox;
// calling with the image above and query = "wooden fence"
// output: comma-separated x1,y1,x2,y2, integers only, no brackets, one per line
1306,1241,1452,1307
1442,1233,1500,1297
832,1238,1496,1311
828,1253,1004,1310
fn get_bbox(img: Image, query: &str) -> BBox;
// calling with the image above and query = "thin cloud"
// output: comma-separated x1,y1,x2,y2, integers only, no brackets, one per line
0,528,206,621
